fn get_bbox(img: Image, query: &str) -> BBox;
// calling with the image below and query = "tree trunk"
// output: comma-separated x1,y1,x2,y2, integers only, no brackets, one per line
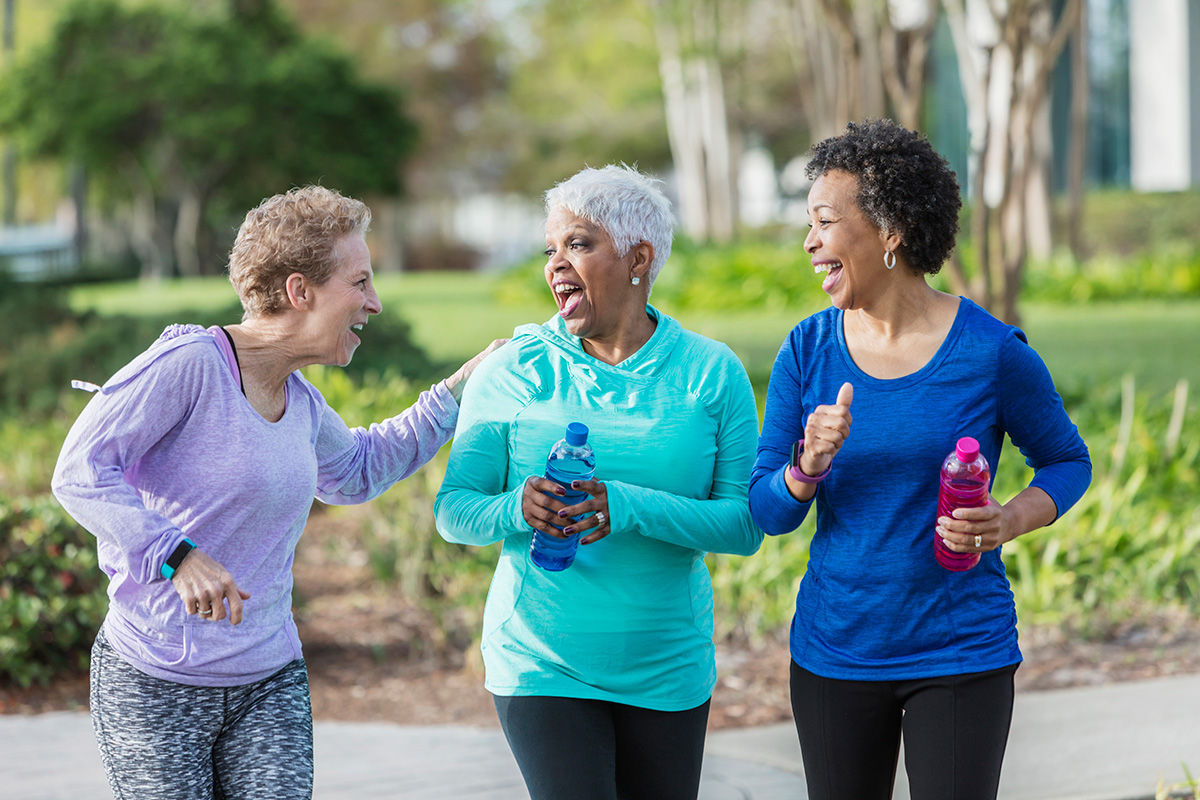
697,54,734,242
944,0,1081,322
174,185,203,277
2,0,15,227
1066,0,1089,261
652,0,736,244
880,1,937,130
657,40,709,239
125,164,170,280
69,163,87,264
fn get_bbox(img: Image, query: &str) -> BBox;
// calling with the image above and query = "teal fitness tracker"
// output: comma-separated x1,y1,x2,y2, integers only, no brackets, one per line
160,538,196,580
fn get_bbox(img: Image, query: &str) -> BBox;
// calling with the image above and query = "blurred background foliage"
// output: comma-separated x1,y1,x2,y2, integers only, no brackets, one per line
0,0,1197,690
3,227,1198,683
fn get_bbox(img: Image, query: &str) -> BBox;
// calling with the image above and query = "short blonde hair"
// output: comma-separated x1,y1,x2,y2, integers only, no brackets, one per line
228,185,371,317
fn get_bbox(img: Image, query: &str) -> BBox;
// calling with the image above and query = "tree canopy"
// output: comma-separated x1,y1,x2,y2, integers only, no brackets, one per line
0,0,418,276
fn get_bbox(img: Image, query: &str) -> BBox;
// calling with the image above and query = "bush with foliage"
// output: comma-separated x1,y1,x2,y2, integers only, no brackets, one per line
0,276,436,419
1059,189,1200,258
1023,245,1200,303
0,494,107,687
497,236,827,312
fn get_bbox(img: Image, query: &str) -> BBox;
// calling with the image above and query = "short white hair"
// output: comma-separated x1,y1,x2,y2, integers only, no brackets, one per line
544,164,675,290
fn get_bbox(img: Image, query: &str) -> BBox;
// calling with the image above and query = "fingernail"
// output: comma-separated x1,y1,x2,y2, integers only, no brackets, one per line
571,481,581,489
558,510,568,517
563,527,574,535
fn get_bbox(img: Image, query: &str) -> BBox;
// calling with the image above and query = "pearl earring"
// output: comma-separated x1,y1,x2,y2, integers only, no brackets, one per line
631,276,641,286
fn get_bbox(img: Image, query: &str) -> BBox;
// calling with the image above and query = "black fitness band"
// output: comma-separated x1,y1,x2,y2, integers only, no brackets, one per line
160,538,196,580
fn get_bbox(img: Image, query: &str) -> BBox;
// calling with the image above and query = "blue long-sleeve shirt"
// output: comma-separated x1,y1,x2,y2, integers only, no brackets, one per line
435,307,763,711
749,299,1091,680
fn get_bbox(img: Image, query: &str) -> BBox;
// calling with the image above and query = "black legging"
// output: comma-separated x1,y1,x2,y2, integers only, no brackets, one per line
790,660,1018,800
493,694,711,800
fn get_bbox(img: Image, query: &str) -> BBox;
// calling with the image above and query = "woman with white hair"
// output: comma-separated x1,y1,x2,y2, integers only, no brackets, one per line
435,164,763,800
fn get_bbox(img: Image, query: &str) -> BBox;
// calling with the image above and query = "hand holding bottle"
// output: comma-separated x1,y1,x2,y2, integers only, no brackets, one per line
520,476,611,545
523,423,610,571
936,498,1004,556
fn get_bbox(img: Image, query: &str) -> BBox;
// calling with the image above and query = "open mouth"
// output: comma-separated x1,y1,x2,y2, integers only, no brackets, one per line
814,261,843,294
553,281,584,317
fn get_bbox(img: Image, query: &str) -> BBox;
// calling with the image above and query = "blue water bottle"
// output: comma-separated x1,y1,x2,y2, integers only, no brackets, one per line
530,422,595,571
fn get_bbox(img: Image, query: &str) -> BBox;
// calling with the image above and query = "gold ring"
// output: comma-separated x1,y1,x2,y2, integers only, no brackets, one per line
974,535,982,549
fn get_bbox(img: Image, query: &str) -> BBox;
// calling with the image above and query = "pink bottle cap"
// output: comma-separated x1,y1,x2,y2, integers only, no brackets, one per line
956,437,980,462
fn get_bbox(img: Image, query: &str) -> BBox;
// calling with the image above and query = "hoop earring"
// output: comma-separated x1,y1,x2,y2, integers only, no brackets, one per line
884,251,897,270
631,276,641,286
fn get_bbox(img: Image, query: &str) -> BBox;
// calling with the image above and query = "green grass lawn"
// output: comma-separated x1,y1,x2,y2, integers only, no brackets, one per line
69,273,1200,396
56,271,1200,637
1019,300,1200,396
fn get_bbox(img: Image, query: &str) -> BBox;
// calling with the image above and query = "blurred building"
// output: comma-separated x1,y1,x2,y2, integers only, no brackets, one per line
0,221,76,282
1129,0,1200,191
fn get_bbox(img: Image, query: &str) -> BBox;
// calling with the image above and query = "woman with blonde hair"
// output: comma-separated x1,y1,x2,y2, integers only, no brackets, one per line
54,185,502,799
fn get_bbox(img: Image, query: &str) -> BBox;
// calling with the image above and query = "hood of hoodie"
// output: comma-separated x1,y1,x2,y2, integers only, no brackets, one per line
79,324,215,396
512,305,681,383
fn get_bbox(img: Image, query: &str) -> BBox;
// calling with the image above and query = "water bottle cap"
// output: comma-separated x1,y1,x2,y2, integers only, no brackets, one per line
955,436,980,462
564,422,589,446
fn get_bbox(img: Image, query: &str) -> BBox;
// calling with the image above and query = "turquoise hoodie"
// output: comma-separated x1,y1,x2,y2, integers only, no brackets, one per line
434,306,763,711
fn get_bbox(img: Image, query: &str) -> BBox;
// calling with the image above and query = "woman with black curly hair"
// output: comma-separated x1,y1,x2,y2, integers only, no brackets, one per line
749,119,1091,799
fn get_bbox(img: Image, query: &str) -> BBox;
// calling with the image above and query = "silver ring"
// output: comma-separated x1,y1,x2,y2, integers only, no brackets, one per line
198,608,213,616
974,535,982,549
595,511,607,527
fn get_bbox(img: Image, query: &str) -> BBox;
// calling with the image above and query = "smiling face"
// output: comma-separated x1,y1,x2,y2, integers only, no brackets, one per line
543,206,643,343
803,170,895,310
310,234,382,366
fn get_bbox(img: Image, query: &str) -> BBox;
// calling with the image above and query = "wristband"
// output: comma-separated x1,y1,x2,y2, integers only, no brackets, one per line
160,538,196,580
788,439,831,484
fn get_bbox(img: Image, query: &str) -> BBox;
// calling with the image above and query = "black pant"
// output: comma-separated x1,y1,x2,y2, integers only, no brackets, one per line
493,694,711,800
790,660,1018,800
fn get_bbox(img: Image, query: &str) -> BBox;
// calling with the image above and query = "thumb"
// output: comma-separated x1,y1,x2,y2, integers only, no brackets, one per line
836,382,854,408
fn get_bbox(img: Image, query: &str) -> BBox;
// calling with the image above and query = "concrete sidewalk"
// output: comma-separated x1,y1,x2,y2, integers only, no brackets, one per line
4,674,1198,799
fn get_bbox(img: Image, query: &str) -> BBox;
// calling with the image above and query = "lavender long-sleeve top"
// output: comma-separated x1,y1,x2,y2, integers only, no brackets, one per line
52,324,458,686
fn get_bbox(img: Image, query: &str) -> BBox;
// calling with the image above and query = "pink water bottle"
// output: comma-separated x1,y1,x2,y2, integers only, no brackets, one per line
935,436,990,571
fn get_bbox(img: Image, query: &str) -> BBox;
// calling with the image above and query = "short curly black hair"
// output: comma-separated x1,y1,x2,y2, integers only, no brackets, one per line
805,119,961,275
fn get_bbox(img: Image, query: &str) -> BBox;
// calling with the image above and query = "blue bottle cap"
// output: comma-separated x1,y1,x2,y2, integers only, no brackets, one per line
564,422,589,446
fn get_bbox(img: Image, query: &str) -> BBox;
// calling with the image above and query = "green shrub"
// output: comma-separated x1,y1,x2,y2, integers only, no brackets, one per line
0,275,244,418
496,237,827,313
1023,245,1200,303
998,377,1200,633
0,413,77,496
0,494,107,687
1056,189,1200,258
1,276,437,419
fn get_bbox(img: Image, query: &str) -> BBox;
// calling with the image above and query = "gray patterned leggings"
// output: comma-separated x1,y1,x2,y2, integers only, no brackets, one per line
90,627,314,800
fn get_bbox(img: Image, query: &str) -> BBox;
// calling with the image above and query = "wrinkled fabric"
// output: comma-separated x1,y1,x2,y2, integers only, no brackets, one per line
54,325,458,685
435,306,762,711
750,298,1091,680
